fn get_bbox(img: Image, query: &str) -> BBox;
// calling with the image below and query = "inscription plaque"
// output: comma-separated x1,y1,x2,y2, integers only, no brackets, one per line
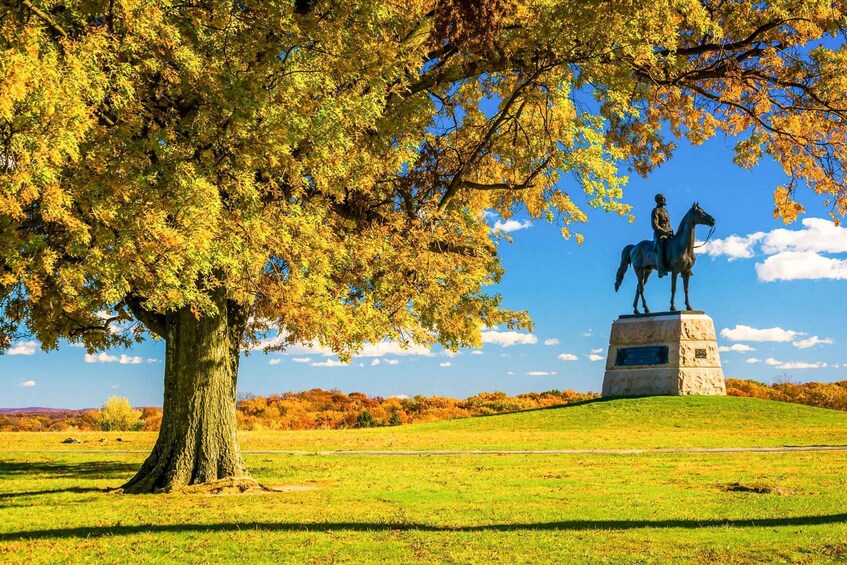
615,345,669,367
695,348,707,359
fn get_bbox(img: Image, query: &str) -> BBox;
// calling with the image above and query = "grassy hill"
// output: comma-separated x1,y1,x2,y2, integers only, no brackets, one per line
2,396,847,564
5,396,847,453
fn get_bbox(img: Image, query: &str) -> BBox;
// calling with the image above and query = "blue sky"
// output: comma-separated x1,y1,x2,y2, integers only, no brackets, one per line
3,133,847,408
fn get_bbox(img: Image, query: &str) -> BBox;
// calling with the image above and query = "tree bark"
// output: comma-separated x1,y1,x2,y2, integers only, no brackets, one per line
121,291,252,493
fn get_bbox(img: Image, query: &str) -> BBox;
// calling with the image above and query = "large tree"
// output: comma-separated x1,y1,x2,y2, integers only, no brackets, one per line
1,0,845,492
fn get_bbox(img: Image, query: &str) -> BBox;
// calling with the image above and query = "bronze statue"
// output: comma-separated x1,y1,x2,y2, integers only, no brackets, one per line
615,202,715,314
651,193,673,277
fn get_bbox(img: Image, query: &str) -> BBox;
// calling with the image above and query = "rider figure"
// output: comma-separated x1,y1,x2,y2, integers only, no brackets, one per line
652,193,674,278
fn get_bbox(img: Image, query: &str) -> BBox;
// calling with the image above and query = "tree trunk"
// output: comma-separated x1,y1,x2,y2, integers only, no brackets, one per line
121,291,252,494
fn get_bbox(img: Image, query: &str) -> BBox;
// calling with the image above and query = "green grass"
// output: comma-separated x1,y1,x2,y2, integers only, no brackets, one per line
2,396,847,563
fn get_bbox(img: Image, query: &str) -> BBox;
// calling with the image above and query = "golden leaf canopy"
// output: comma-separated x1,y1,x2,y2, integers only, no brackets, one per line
1,0,845,353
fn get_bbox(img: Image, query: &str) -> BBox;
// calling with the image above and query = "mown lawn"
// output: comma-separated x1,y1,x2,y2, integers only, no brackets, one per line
2,397,847,563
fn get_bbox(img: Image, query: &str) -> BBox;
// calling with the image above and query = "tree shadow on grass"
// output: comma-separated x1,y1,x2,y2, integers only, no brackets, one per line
0,486,111,501
3,514,847,540
0,460,138,479
466,397,616,420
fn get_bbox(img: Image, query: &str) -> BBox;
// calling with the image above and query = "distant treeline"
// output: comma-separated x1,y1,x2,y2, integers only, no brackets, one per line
0,389,596,431
235,388,597,430
3,380,846,432
725,378,847,411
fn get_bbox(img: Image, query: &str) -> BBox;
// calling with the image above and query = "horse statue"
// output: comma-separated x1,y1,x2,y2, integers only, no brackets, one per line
614,203,715,315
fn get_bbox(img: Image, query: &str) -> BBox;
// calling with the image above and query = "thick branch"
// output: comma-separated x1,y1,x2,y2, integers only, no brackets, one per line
428,240,495,256
658,19,787,57
125,294,167,339
460,181,533,191
460,155,552,192
21,0,67,38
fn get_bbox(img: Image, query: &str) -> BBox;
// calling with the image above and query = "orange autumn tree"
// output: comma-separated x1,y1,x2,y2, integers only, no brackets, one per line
2,0,846,492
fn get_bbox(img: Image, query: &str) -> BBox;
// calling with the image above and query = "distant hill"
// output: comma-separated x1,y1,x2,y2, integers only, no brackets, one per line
0,407,89,415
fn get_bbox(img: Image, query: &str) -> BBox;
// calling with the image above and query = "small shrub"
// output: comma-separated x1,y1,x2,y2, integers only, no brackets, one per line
98,396,143,431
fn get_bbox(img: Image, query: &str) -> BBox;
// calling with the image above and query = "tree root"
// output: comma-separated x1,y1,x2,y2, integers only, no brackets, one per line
114,476,268,495
175,477,267,495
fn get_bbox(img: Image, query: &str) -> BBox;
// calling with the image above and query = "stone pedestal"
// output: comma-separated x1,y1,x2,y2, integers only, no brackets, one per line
602,311,726,397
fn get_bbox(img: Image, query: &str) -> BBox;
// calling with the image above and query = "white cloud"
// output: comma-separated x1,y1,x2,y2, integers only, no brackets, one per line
761,218,847,254
119,354,143,365
18,380,36,387
507,371,514,375
370,359,381,366
527,371,556,376
7,341,38,356
481,330,537,347
718,344,756,353
591,348,604,354
745,357,761,364
588,354,604,362
756,250,847,282
697,233,765,261
778,361,827,370
471,350,483,355
388,394,410,400
543,338,560,346
793,336,834,349
493,219,532,233
268,358,282,366
558,353,578,361
696,218,847,282
764,358,782,366
385,359,399,365
84,352,118,363
292,357,312,363
145,358,160,363
581,330,593,337
311,359,349,367
439,362,452,367
721,325,798,343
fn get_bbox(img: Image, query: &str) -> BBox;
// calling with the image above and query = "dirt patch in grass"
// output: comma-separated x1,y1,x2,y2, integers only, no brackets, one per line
722,482,793,495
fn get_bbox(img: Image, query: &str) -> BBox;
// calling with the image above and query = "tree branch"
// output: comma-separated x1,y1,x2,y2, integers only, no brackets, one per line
21,0,67,38
438,68,547,212
657,19,787,57
124,294,167,339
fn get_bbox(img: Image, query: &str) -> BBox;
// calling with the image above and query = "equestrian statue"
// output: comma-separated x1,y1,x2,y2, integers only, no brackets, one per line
614,195,715,315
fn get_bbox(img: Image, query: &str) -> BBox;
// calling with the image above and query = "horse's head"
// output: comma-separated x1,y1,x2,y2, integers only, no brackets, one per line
690,202,715,227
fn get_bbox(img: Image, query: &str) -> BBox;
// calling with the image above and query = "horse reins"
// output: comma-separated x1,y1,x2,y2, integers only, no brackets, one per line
693,225,716,248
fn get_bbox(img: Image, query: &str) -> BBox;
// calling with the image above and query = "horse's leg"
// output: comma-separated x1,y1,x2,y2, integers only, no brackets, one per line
683,272,692,310
670,272,678,312
641,269,651,314
632,267,641,315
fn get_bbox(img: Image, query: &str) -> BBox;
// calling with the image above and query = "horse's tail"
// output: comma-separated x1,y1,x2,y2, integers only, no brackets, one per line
614,244,634,292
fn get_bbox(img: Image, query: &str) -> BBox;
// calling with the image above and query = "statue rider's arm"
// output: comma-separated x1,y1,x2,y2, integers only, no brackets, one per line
651,207,661,233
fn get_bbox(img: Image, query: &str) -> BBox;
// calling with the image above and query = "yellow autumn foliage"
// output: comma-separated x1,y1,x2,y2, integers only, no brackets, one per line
0,0,845,356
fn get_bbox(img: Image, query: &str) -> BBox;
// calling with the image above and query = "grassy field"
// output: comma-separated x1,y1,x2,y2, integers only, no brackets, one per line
2,396,847,563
